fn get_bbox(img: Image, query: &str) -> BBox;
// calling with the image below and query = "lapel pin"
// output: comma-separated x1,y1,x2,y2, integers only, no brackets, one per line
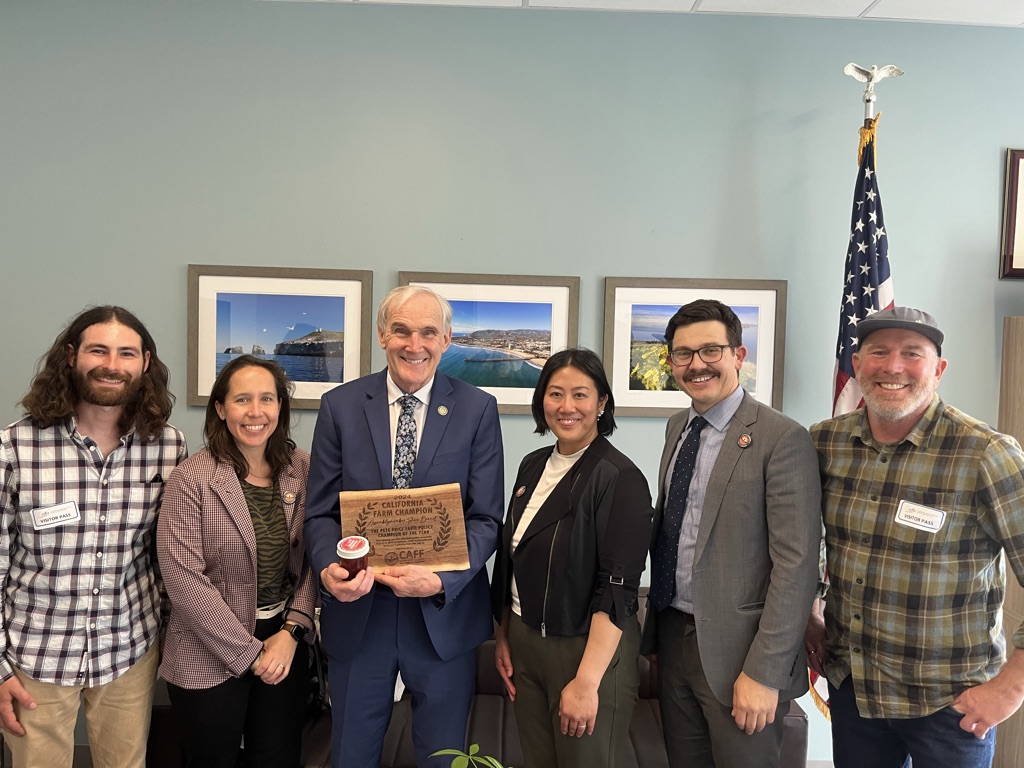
515,486,526,497
283,491,297,504
738,434,752,448
437,405,449,416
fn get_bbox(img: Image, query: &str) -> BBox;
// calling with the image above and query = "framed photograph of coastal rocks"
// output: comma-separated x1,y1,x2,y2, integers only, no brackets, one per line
398,272,580,414
188,265,373,409
603,277,787,417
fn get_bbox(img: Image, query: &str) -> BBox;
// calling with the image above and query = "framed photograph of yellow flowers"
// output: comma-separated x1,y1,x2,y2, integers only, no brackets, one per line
603,277,787,417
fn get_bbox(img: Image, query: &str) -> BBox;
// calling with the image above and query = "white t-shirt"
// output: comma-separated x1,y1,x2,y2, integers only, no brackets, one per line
510,445,587,617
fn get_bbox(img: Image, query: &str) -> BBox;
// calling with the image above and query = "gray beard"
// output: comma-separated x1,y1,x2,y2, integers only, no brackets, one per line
860,382,934,424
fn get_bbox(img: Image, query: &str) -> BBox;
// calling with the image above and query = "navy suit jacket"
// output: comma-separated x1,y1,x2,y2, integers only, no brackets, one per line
305,370,504,662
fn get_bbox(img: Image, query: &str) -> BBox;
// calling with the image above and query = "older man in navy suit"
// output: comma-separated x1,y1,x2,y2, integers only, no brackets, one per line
305,285,504,768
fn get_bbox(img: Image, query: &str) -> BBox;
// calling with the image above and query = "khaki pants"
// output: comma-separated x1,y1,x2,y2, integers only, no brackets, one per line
7,643,159,768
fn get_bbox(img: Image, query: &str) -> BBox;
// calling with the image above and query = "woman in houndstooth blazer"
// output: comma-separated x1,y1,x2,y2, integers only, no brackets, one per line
157,356,317,768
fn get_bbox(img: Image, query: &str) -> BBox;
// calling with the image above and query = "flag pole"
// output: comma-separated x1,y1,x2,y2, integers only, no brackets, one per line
812,63,905,721
843,62,905,159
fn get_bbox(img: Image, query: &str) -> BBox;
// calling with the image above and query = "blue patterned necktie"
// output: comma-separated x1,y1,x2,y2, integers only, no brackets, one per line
649,415,708,612
392,394,418,489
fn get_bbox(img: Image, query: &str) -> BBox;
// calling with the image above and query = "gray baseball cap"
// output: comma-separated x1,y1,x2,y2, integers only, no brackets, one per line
856,306,943,355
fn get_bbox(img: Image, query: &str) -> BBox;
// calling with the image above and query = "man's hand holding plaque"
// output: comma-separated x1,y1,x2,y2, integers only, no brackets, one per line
376,566,444,598
339,483,470,600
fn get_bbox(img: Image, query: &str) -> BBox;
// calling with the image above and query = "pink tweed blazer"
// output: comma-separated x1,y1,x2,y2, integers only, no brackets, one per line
157,448,317,689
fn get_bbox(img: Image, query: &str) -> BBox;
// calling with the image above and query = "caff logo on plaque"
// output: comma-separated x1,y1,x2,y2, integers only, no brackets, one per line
339,483,470,572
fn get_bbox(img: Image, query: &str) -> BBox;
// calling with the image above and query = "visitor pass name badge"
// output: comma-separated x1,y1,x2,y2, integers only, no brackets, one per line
31,500,81,530
894,499,946,533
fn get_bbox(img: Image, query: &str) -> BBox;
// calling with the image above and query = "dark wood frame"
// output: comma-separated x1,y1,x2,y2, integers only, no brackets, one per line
1001,148,1024,278
187,264,372,409
603,277,787,417
398,271,580,415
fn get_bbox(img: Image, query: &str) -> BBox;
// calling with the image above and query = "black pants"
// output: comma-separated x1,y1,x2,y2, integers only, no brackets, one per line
167,617,310,768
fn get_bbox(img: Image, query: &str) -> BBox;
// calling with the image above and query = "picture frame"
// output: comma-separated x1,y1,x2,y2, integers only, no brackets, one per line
1001,148,1024,279
187,265,373,410
603,277,787,417
398,272,580,414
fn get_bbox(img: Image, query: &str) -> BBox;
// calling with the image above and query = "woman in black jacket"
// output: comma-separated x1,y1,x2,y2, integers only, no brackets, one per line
491,347,653,768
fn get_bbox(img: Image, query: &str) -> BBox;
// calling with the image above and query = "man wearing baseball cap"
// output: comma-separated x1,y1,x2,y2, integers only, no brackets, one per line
805,306,1024,768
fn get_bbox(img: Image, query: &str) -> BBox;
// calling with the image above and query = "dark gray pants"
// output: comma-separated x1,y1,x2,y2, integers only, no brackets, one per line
657,607,786,768
508,613,641,768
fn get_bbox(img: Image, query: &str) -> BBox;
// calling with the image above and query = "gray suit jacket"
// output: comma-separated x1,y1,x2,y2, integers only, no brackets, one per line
641,391,820,706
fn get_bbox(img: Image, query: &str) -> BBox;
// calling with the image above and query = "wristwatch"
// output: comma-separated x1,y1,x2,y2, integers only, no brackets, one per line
283,622,304,641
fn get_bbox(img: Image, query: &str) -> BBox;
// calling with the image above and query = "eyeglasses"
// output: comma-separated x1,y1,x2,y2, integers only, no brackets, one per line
668,344,733,366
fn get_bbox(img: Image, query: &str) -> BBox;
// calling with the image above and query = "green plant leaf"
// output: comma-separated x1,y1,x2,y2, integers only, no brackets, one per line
430,744,505,768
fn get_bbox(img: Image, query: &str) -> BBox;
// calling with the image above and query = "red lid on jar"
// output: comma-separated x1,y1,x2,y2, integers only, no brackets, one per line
337,536,369,558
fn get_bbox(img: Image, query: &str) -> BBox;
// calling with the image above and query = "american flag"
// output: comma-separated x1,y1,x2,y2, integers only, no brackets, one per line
832,125,895,417
811,121,897,721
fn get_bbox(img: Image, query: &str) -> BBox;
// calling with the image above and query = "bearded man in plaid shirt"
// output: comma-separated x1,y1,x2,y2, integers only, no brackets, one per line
806,307,1024,768
0,306,186,768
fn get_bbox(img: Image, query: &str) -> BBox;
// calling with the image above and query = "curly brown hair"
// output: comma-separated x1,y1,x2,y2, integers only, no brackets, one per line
20,306,175,442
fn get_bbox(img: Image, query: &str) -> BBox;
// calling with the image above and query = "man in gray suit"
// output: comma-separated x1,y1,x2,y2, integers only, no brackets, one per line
642,299,821,768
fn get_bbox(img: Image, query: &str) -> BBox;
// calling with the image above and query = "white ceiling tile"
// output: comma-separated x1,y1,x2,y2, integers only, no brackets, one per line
260,0,1024,26
695,0,874,18
866,0,1024,26
365,0,522,6
528,0,696,10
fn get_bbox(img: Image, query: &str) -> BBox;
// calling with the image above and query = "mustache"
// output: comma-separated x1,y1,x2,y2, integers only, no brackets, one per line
87,368,132,384
683,368,719,382
869,377,910,386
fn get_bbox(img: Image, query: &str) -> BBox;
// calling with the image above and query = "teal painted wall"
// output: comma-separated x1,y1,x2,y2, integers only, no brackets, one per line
5,1,1024,761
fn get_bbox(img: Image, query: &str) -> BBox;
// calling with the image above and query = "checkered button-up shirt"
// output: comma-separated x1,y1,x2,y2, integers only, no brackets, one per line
812,397,1024,718
0,417,186,686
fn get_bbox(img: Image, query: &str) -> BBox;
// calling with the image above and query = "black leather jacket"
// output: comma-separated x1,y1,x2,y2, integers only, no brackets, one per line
490,435,653,637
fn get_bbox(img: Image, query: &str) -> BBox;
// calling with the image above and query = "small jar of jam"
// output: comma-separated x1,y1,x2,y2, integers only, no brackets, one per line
336,536,370,580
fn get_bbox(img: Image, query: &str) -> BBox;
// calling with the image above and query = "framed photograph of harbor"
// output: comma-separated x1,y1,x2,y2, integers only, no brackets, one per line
604,277,787,417
399,272,580,414
187,265,373,409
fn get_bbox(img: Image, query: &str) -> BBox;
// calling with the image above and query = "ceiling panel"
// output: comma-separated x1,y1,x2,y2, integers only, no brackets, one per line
696,0,873,18
259,0,1024,26
866,0,1024,26
528,0,697,11
368,0,521,6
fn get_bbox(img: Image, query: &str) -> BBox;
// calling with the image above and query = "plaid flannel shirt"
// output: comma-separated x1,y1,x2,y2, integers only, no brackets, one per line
812,397,1024,718
0,417,186,686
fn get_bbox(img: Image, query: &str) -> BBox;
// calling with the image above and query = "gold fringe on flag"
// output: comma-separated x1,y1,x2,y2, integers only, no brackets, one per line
858,113,881,165
808,670,832,721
